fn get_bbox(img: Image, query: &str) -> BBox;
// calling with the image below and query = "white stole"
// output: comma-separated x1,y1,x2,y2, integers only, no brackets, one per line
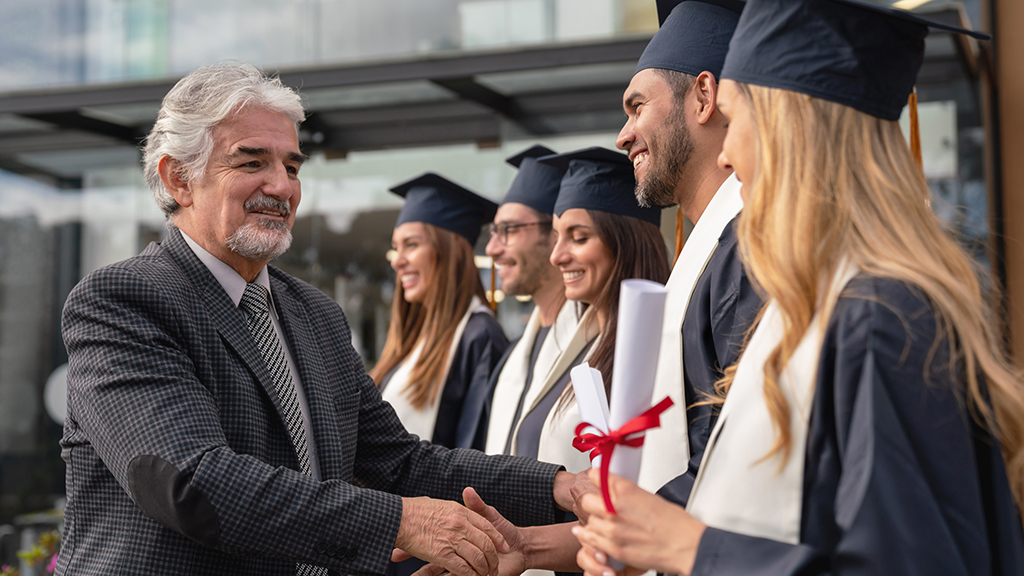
507,307,598,460
686,262,859,543
484,301,581,455
636,175,744,492
382,296,491,442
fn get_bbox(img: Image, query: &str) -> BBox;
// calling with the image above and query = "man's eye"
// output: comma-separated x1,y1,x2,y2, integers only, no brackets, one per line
286,165,299,175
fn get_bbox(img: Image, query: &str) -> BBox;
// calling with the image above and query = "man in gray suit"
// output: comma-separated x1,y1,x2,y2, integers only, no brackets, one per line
57,63,574,576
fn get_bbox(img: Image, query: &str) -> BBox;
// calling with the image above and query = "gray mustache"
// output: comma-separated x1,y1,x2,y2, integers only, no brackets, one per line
244,195,291,218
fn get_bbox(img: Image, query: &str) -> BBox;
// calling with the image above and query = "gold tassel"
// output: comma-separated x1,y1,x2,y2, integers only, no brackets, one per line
673,206,685,266
909,88,923,173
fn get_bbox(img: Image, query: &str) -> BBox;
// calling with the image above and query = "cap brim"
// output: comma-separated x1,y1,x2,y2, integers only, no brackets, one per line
834,0,989,39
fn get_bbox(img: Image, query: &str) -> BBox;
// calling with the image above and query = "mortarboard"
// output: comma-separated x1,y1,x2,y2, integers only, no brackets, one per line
539,147,661,227
389,173,498,245
635,0,745,78
502,144,564,215
720,0,989,121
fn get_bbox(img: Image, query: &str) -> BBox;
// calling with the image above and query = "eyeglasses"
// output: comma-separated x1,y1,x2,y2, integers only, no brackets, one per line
488,221,550,245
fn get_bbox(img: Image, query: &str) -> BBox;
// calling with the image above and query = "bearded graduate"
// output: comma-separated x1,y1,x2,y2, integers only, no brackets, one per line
371,173,507,451
474,144,581,458
573,1,1024,575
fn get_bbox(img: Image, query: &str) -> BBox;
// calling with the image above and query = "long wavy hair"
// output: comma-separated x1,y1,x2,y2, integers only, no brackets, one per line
718,82,1024,506
369,223,487,408
557,210,670,412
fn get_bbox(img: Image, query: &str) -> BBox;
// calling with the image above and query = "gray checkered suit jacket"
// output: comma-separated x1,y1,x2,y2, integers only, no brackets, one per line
57,228,561,576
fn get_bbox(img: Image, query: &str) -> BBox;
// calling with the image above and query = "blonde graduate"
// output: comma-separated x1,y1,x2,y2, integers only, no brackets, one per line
571,78,1024,576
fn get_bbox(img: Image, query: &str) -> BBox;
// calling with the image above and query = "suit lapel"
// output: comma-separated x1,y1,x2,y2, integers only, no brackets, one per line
270,273,341,475
163,229,294,432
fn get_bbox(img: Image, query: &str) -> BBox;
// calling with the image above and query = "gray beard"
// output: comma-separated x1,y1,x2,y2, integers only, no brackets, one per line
226,194,293,262
226,219,292,262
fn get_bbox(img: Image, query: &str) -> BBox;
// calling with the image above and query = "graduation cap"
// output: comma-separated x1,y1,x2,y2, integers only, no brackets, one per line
502,145,564,215
720,0,989,121
539,147,661,227
635,0,745,78
389,173,498,245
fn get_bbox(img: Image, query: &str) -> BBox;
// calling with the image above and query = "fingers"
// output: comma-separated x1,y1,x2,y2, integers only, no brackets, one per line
463,501,509,554
575,541,615,576
572,522,621,564
392,548,413,562
463,487,498,523
578,490,610,521
570,470,597,525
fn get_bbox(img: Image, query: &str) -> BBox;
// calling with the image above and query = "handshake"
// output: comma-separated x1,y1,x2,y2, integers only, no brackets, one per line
392,469,593,576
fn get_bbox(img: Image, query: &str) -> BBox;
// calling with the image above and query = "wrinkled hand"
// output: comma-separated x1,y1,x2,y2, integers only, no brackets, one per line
396,496,509,576
411,487,527,576
569,469,599,524
572,469,706,576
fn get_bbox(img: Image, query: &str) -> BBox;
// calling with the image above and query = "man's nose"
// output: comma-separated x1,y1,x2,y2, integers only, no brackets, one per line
615,119,635,151
484,231,502,258
262,162,294,197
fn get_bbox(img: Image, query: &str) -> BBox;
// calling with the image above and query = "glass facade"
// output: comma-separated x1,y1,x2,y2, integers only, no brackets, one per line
0,0,657,93
0,0,997,570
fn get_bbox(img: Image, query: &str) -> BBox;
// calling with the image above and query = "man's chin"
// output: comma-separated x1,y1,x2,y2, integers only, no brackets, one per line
227,228,292,262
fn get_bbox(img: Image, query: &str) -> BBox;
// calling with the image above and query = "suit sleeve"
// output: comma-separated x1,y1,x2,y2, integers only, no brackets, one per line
63,265,419,574
690,289,1024,576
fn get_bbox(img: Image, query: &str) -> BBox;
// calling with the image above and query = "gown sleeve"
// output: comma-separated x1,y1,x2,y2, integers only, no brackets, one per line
690,277,1024,576
433,312,508,449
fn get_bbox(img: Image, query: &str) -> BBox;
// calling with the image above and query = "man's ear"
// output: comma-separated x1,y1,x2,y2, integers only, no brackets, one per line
694,71,719,126
158,156,194,208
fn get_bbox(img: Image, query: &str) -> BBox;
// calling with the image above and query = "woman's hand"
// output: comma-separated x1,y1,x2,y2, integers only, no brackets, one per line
571,469,706,576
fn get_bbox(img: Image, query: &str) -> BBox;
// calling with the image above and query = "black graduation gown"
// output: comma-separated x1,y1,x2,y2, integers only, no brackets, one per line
659,215,763,504
677,275,1024,575
380,312,508,450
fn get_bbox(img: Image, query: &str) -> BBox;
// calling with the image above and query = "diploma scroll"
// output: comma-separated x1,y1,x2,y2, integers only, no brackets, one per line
607,279,668,482
570,363,610,467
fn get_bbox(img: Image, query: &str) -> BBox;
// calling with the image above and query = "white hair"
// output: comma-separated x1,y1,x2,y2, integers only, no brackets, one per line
142,62,306,217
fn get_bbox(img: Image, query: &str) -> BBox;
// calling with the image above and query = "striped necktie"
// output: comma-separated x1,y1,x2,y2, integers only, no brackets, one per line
239,282,327,576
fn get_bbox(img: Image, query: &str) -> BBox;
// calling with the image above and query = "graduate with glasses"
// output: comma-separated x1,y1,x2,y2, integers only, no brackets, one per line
573,1,1024,575
471,145,583,459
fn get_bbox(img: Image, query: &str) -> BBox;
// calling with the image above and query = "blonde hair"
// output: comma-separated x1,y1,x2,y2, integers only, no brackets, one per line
369,224,487,408
722,82,1024,506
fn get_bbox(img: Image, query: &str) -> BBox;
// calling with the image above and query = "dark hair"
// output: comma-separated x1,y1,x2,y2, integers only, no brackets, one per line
655,68,698,106
557,210,670,412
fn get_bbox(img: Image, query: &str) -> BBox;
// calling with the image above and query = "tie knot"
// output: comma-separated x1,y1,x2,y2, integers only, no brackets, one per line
240,282,271,315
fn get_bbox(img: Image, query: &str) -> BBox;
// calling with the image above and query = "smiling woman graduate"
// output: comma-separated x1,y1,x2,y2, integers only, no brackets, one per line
573,1,1024,575
508,146,669,473
370,173,507,452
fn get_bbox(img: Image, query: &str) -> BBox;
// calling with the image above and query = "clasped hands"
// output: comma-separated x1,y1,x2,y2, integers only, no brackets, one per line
398,469,707,576
392,470,578,576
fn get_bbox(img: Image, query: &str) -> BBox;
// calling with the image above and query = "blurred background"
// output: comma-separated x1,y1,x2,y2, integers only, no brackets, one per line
0,0,1019,571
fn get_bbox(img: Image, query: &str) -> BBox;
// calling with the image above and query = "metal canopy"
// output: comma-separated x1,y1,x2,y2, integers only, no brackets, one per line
0,37,650,186
0,7,983,188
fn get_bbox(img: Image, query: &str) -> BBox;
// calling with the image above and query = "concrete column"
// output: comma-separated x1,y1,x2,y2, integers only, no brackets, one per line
993,0,1024,362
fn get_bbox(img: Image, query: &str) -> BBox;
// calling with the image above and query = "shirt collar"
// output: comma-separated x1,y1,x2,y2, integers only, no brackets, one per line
179,229,272,308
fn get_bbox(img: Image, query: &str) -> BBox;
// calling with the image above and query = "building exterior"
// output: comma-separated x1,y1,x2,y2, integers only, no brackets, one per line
0,0,1017,568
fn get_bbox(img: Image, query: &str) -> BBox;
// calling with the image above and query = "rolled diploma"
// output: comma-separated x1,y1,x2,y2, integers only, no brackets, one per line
606,279,668,482
570,362,610,468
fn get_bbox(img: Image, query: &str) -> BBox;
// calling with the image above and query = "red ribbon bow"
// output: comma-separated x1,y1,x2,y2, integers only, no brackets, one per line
572,396,674,514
